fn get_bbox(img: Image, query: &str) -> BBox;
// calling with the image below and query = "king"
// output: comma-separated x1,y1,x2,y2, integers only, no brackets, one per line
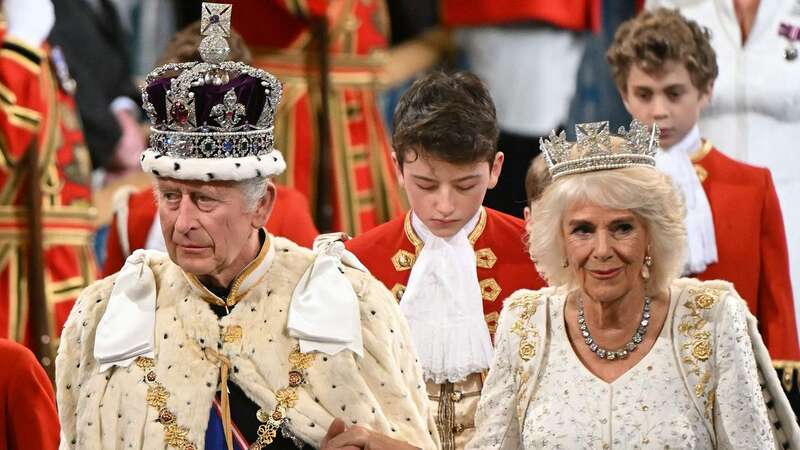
55,4,438,449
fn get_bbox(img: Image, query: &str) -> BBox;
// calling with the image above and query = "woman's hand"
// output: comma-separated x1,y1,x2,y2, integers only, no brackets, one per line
321,418,421,450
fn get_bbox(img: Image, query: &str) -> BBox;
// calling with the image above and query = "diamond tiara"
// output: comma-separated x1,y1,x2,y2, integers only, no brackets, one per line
540,120,659,180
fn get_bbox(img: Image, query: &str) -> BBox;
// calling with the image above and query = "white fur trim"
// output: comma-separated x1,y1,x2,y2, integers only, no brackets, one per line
140,148,286,181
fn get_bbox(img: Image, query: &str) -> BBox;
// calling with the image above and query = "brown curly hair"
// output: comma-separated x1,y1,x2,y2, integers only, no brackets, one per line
156,21,252,66
606,8,718,93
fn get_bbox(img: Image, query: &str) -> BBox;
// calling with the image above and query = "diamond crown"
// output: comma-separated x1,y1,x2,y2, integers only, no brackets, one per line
540,120,659,180
141,2,281,160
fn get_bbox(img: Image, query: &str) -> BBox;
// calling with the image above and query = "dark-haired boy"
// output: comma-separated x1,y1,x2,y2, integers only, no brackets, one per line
346,71,545,449
607,8,799,378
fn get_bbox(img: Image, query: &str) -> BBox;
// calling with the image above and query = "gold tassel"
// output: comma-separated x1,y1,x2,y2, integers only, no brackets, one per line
205,348,234,450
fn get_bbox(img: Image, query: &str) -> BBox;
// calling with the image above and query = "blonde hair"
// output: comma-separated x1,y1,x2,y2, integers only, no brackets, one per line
527,166,686,294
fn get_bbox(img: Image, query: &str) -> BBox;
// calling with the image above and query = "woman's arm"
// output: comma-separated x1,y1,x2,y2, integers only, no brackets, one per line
713,290,775,449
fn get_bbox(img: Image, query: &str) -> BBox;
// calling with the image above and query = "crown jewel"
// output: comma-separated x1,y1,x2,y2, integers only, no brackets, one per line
540,120,658,180
140,3,285,181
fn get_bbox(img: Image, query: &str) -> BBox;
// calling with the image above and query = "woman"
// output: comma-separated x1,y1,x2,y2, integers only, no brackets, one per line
468,120,799,449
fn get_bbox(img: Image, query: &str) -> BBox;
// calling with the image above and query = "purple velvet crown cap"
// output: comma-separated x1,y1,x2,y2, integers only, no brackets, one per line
145,74,268,131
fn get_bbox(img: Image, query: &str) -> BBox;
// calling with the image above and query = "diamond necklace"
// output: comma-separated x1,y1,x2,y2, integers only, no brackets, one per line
577,295,651,361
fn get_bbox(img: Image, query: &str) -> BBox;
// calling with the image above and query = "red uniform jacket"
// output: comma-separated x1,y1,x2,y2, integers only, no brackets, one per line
692,142,799,361
0,30,96,350
440,0,601,32
103,185,319,276
346,207,545,336
0,339,59,450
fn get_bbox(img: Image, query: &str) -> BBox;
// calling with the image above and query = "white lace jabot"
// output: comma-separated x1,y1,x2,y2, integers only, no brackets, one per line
655,125,718,274
400,209,493,383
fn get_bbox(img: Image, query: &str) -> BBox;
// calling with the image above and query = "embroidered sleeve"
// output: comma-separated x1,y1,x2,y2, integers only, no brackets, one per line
467,293,532,449
713,291,775,449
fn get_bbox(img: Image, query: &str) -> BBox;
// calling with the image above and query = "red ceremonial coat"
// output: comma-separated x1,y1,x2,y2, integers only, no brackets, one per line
102,185,319,276
692,142,799,362
0,338,59,450
230,0,406,235
346,207,545,336
440,0,601,31
0,30,96,352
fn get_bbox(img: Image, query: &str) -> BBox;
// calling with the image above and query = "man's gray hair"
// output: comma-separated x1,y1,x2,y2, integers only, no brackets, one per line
236,177,270,212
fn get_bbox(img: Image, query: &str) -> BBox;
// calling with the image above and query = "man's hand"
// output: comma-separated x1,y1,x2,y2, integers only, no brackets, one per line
109,108,146,173
321,418,421,450
3,0,55,47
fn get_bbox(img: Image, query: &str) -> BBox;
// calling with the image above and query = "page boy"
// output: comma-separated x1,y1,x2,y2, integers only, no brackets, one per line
346,71,545,449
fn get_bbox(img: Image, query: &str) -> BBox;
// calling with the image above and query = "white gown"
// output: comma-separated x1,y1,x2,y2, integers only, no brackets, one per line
468,280,777,449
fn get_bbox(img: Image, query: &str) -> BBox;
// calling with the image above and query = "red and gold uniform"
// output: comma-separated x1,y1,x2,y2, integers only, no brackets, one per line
231,0,405,235
690,142,800,377
440,0,601,31
346,207,545,448
103,185,319,276
0,30,95,351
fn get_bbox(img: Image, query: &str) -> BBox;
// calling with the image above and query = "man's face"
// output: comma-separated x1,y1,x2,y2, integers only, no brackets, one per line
393,150,503,238
622,61,711,149
155,178,274,286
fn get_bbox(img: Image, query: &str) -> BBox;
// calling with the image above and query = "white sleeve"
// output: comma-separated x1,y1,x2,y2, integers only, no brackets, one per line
466,303,522,449
713,292,775,449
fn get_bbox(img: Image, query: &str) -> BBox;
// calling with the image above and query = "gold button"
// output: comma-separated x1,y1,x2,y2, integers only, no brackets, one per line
222,325,243,343
452,423,465,434
450,391,463,402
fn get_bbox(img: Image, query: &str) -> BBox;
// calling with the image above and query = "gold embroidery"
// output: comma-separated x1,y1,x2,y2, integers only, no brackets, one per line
390,283,406,302
678,287,720,420
479,278,502,302
475,248,497,269
252,348,316,448
484,311,500,334
136,357,196,449
508,293,541,361
222,325,243,343
391,249,415,271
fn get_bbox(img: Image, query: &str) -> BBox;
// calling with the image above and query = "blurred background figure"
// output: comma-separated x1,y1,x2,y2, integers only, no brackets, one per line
0,338,59,449
445,0,600,218
49,0,146,184
646,0,800,335
0,0,96,376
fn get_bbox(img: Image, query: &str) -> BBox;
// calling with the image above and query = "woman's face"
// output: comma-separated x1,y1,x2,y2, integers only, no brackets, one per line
562,202,649,303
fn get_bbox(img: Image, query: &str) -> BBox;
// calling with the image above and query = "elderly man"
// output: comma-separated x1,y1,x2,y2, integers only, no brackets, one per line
55,4,437,450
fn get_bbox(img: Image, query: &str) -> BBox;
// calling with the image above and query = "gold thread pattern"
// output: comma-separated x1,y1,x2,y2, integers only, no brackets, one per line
136,357,196,450
677,287,720,420
475,248,497,269
479,278,502,302
252,347,316,448
507,293,541,361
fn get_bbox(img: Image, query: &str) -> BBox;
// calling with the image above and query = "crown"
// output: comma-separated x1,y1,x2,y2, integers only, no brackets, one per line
140,2,285,181
540,120,658,180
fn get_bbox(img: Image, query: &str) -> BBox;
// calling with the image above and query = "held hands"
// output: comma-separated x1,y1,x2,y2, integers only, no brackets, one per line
321,418,421,450
2,0,55,47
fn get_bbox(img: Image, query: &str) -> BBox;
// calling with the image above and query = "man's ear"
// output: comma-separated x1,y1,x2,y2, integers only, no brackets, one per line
391,152,405,187
523,205,530,222
251,181,277,228
487,151,505,189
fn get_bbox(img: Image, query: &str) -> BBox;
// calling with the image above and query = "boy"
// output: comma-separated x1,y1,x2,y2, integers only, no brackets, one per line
607,8,800,388
346,71,545,449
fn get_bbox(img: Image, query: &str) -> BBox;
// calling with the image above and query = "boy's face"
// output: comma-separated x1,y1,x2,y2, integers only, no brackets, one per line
621,61,711,149
392,150,504,238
